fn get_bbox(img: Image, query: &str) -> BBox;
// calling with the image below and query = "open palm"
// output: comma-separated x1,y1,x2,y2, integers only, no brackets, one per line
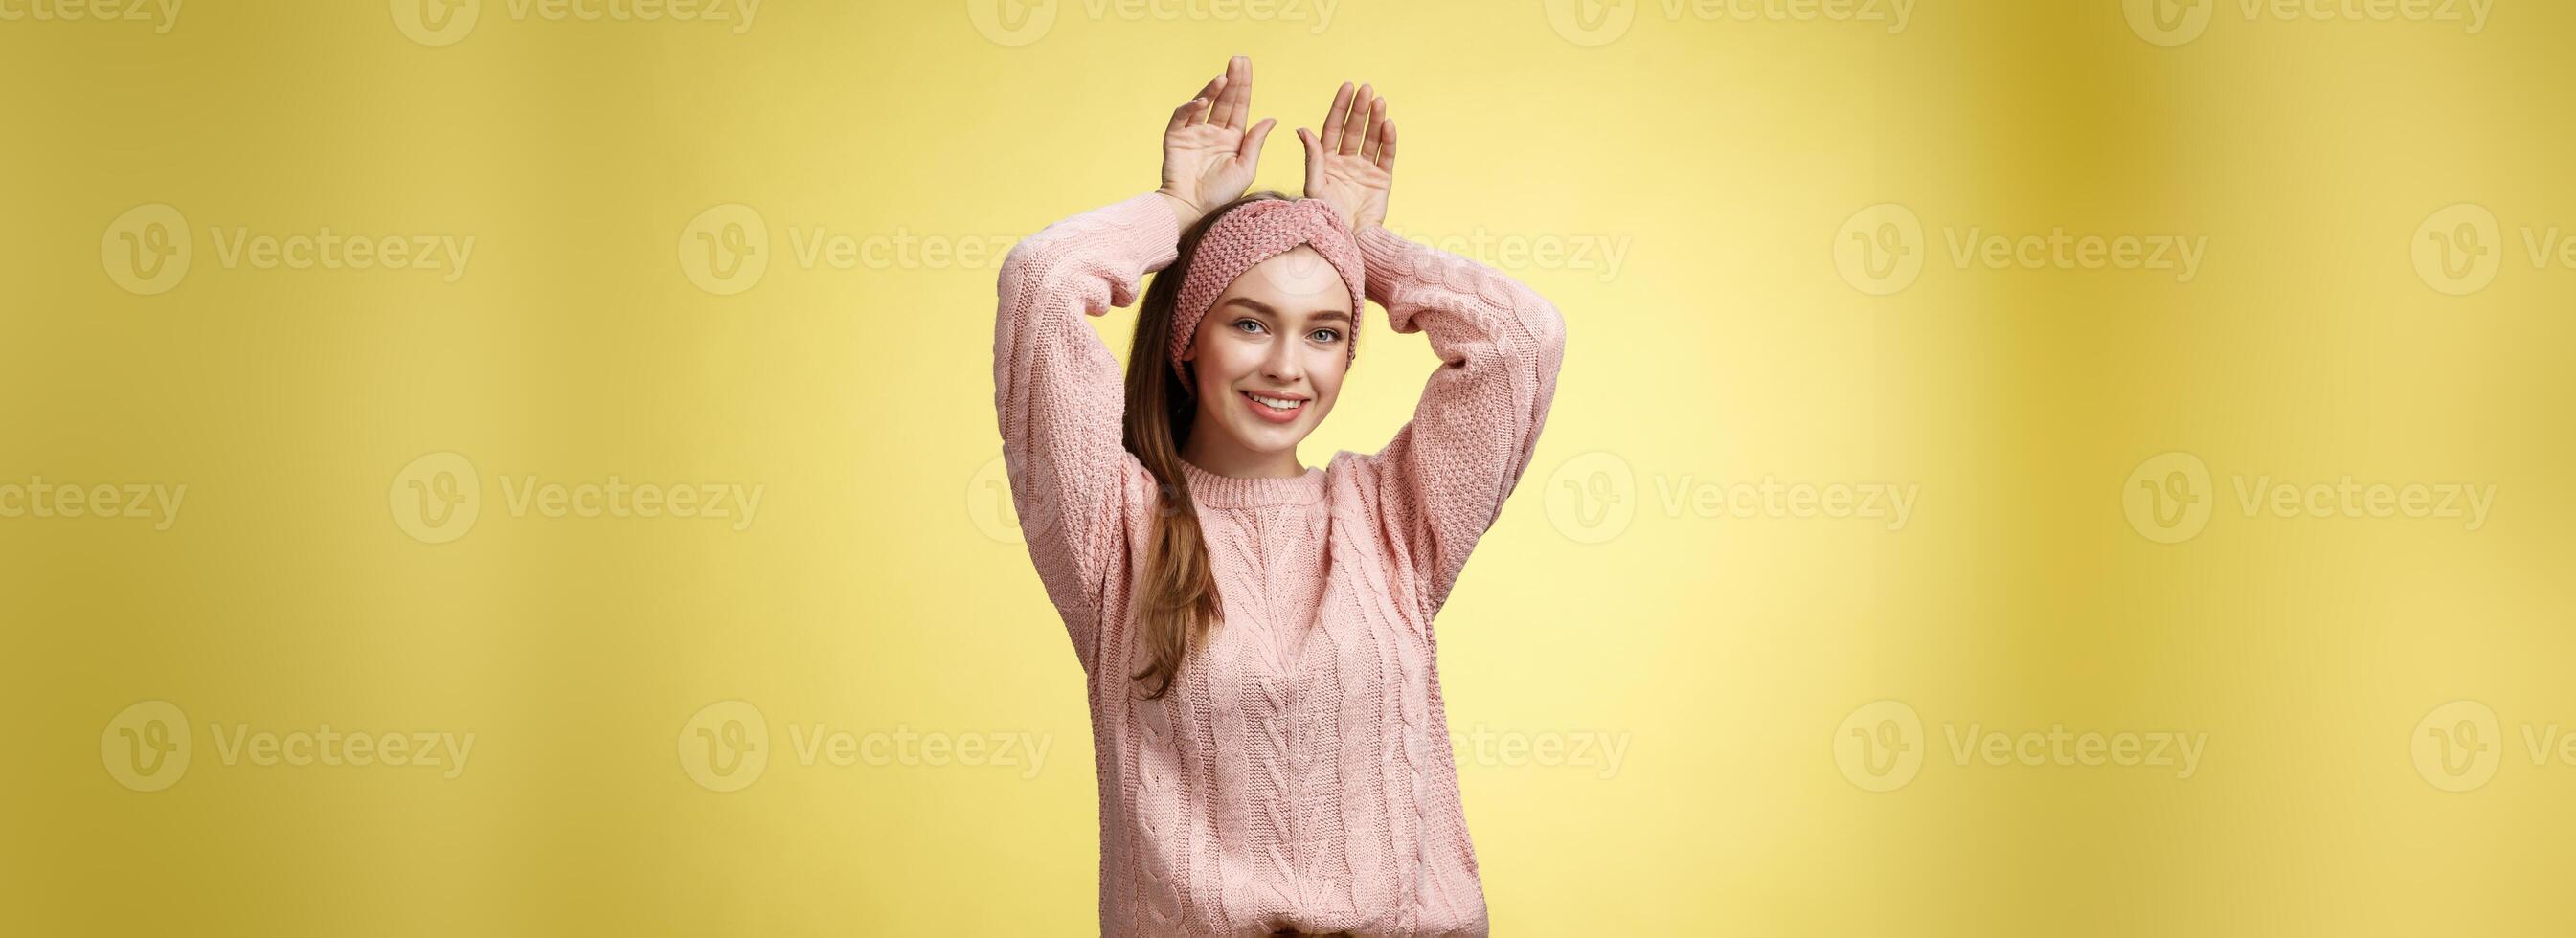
1159,56,1277,222
1298,81,1396,234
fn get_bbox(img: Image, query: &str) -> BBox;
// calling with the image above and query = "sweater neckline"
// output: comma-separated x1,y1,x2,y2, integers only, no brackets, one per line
1177,458,1327,509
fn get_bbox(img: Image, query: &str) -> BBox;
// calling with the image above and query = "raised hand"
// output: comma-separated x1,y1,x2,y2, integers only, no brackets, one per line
1296,81,1395,234
1158,56,1277,228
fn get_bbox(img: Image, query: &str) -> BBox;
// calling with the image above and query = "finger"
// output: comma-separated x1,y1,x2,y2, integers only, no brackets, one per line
1214,55,1250,130
1297,127,1325,194
1377,118,1397,173
1238,117,1277,164
1169,96,1209,133
1320,82,1353,154
1191,74,1227,126
1360,97,1388,164
1339,83,1374,156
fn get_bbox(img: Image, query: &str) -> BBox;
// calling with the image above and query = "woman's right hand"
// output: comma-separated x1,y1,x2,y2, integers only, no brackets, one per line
1157,56,1277,230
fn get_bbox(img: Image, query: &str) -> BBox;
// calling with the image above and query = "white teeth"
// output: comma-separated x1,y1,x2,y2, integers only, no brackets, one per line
1246,392,1304,410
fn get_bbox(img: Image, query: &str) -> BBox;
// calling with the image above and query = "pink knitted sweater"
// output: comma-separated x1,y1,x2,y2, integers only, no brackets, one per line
993,192,1565,936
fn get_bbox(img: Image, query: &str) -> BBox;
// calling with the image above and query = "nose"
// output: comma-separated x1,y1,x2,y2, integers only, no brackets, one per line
1259,333,1305,385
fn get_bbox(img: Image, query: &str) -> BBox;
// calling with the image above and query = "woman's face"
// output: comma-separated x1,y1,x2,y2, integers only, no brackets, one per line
1180,245,1353,464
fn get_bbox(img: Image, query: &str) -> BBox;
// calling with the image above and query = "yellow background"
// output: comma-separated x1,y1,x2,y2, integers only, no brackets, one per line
6,0,2572,934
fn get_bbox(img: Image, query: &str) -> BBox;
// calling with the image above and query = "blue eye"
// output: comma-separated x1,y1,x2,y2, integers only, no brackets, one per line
1232,319,1266,334
1309,328,1342,343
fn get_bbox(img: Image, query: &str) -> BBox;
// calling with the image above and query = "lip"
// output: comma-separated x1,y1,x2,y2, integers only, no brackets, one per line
1238,390,1307,424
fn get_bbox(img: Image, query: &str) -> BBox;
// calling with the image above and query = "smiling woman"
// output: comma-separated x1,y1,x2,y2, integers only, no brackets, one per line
991,55,1565,936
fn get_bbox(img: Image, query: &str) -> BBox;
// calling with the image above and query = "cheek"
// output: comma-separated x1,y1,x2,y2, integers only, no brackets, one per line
1309,353,1350,409
1193,335,1259,386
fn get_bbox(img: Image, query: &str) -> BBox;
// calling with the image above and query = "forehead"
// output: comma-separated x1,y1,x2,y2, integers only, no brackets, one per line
1216,245,1351,313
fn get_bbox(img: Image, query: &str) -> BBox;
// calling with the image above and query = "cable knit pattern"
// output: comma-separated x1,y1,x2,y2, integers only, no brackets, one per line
992,193,1566,937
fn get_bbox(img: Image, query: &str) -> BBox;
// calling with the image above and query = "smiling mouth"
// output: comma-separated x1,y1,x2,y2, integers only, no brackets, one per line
1240,390,1308,421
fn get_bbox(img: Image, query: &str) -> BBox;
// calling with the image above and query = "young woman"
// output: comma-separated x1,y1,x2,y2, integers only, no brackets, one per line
993,56,1566,936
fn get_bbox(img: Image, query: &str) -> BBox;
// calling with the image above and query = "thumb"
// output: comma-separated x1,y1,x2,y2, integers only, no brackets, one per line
1237,118,1277,163
1296,127,1323,192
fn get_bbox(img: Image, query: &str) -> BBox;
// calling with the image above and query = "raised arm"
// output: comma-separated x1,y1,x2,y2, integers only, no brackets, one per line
1352,229,1567,619
993,56,1277,671
1301,81,1569,620
993,193,1177,670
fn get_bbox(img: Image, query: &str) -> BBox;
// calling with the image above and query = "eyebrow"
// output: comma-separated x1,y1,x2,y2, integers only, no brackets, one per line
1220,297,1351,323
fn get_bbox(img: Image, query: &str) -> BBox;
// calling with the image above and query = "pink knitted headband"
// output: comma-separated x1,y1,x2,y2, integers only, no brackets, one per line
1168,198,1366,392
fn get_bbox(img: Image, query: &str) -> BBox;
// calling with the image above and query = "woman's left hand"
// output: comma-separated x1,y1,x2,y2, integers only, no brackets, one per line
1297,81,1395,234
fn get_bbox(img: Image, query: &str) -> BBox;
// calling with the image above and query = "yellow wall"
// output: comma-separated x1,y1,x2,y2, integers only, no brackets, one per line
7,1,2572,934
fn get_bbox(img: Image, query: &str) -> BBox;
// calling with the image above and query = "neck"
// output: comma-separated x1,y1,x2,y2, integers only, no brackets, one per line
1180,432,1304,479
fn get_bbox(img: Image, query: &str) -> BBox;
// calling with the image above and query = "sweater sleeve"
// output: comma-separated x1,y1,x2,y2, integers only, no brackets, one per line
1346,224,1568,621
993,192,1180,673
